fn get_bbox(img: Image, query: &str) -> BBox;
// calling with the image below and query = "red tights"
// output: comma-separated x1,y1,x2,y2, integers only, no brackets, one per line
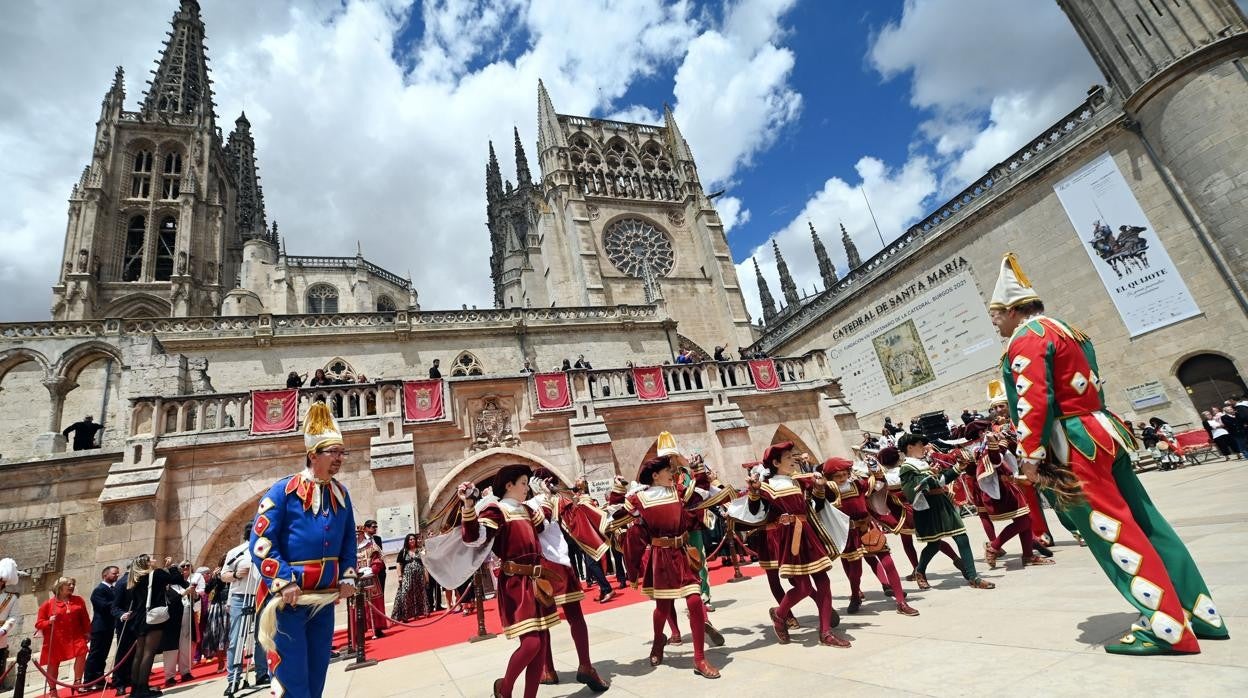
979,514,997,540
543,602,593,674
776,572,834,634
844,554,906,605
990,516,1034,558
653,595,709,661
503,630,549,698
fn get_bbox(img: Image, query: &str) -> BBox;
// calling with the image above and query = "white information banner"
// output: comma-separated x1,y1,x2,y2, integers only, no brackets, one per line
375,504,416,553
828,258,1000,416
1053,151,1200,336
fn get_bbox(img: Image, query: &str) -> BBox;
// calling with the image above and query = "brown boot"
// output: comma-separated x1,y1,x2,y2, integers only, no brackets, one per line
1023,555,1055,566
576,666,609,692
769,607,791,644
896,602,920,616
914,572,930,590
539,668,559,685
984,542,1001,570
820,631,851,648
649,634,667,667
968,577,996,589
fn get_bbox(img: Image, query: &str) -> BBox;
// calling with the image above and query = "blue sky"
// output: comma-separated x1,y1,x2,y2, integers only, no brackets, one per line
3,0,1233,321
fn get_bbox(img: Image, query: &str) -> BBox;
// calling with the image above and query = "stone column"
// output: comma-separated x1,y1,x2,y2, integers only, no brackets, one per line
33,375,78,454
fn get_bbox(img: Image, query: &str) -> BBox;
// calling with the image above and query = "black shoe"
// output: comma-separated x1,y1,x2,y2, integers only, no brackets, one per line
1034,543,1054,558
115,689,129,697
255,674,271,686
180,673,194,682
223,682,236,697
375,629,386,638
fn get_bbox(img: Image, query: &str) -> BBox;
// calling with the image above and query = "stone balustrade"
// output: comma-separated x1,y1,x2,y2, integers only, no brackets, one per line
576,355,823,404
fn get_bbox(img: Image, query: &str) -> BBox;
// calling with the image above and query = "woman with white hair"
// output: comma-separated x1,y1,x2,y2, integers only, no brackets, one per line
35,576,91,696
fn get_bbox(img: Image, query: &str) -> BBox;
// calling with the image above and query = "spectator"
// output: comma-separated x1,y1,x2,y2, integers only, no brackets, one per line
675,349,692,364
285,371,307,388
308,369,331,387
1228,400,1248,459
428,359,442,378
362,519,386,593
882,416,902,437
1203,410,1234,460
220,525,269,695
1139,422,1158,449
83,565,120,690
574,354,593,369
110,562,138,697
1,558,20,671
199,563,229,674
960,409,974,425
392,534,429,621
162,562,195,686
116,555,179,698
909,416,922,434
713,346,728,361
357,374,369,383
62,415,103,451
519,360,535,375
37,576,91,695
561,358,572,371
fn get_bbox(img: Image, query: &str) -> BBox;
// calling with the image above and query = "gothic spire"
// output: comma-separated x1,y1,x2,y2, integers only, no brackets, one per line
536,79,565,153
754,257,778,323
142,0,214,121
810,221,837,289
772,239,800,307
486,141,503,202
841,223,862,270
513,126,532,187
662,103,694,163
226,112,267,241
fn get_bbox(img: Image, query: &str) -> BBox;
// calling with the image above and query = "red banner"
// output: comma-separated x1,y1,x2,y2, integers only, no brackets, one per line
403,379,445,422
749,359,781,391
251,389,298,435
534,372,572,411
631,366,668,401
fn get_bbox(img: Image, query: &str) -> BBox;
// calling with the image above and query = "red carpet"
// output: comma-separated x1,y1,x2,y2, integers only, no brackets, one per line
35,561,763,696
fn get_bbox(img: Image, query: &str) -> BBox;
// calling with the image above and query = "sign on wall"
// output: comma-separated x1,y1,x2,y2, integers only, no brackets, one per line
375,504,416,553
1054,151,1201,336
586,478,615,503
1124,380,1171,410
827,258,1000,416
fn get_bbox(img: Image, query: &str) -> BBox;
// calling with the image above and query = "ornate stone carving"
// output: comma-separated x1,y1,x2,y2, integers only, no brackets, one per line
471,398,520,451
603,218,674,279
587,204,600,220
0,517,64,590
76,249,89,272
666,209,685,227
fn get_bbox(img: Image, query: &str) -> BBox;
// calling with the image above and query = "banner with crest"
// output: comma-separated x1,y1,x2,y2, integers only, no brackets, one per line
250,389,299,435
631,366,668,401
748,359,782,391
403,379,445,422
533,372,572,411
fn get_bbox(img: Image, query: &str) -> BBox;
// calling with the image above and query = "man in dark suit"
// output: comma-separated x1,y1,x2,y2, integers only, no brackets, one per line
111,566,138,696
84,565,121,688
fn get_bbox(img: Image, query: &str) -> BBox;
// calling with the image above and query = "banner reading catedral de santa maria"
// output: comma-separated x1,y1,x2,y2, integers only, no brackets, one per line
1054,151,1200,337
827,257,1000,416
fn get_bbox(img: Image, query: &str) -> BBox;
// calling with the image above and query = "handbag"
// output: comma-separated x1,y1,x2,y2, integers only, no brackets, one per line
860,523,887,554
144,571,170,625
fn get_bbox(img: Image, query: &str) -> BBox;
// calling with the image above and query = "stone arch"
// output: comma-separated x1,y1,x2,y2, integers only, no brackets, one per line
425,447,571,520
102,293,171,318
0,347,51,384
676,334,710,361
192,486,268,570
770,424,821,461
450,351,485,377
55,340,124,383
1175,352,1247,414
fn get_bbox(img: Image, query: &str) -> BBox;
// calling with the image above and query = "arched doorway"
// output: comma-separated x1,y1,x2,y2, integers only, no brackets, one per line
1177,353,1247,413
424,447,572,524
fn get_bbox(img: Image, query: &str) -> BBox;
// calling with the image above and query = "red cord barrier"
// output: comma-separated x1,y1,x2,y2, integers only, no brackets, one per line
377,606,465,630
28,639,138,691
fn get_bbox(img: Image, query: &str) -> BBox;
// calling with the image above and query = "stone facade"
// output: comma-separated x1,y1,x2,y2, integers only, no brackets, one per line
751,0,1248,431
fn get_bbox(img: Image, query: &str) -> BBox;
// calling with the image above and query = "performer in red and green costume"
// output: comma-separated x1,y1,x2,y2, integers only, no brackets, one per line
990,252,1227,655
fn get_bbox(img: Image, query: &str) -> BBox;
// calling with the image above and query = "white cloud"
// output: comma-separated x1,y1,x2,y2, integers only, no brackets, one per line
736,155,937,322
716,196,750,233
0,0,801,321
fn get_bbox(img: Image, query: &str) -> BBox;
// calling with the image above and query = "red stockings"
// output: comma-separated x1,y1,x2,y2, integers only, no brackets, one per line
503,631,549,698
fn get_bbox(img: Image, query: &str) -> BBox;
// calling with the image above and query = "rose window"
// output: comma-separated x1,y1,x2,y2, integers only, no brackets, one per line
604,218,675,279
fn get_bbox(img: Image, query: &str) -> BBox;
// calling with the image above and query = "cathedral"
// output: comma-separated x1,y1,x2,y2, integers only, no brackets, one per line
0,0,1246,635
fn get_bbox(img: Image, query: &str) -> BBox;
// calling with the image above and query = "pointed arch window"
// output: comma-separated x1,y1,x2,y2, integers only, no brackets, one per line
122,215,146,281
153,216,177,281
307,284,339,314
131,150,153,198
376,295,396,312
451,351,485,377
161,152,182,199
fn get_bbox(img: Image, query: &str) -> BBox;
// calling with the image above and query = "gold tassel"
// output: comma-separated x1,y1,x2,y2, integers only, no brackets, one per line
1005,252,1031,288
304,402,336,437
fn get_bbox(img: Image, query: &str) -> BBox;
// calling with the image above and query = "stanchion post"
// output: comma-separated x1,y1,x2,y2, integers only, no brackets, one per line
344,584,378,671
727,520,747,582
468,565,496,643
13,637,32,698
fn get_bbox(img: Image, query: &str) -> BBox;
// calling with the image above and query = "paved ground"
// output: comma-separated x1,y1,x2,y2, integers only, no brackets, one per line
123,460,1248,696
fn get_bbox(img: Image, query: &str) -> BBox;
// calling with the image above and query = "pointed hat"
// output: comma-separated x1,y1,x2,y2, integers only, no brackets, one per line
987,378,1008,407
304,402,343,453
656,431,687,466
989,252,1041,310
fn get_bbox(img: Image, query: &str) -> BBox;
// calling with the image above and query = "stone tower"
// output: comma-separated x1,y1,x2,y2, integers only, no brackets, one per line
1058,0,1248,299
753,257,778,324
52,0,251,320
772,239,800,307
490,80,756,353
840,224,862,271
809,221,838,289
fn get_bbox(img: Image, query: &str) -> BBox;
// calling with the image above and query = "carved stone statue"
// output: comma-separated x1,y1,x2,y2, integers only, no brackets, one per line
76,249,89,272
177,251,188,275
471,399,520,451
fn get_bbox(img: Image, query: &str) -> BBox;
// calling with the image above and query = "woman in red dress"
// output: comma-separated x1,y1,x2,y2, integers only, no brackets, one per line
624,454,728,678
459,465,561,698
35,576,91,696
747,442,851,648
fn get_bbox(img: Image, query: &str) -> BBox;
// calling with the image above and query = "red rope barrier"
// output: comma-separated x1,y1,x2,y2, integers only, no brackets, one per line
0,659,13,683
377,606,465,630
28,639,138,691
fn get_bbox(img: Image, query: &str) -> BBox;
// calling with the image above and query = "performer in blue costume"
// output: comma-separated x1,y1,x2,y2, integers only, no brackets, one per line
251,403,358,697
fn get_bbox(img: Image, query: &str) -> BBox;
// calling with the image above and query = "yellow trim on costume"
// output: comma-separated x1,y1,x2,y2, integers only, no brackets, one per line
642,583,703,600
778,557,833,577
760,481,801,498
480,518,499,530
916,526,966,543
988,506,1031,522
839,549,865,562
758,560,779,570
502,613,562,639
461,507,478,521
553,590,587,606
636,489,679,509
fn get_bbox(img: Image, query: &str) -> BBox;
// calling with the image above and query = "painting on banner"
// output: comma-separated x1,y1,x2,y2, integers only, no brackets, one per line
631,366,668,401
251,389,298,435
534,372,572,411
826,257,1000,416
1054,151,1200,336
749,359,781,391
403,379,445,422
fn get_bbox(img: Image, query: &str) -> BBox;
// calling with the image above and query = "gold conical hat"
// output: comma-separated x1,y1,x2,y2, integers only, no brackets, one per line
989,252,1041,310
304,402,343,453
987,379,1008,406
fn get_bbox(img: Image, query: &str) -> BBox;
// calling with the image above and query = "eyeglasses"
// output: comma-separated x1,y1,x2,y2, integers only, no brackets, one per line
321,449,349,457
